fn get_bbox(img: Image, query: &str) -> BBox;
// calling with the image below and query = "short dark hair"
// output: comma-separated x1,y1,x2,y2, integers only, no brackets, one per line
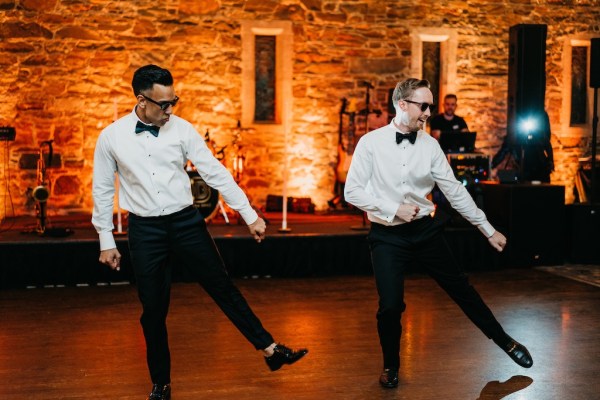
392,78,430,108
444,94,458,101
131,65,174,96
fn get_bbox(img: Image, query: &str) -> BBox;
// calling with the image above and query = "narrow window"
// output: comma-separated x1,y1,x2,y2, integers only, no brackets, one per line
422,41,441,103
570,45,588,126
254,35,276,123
410,28,458,106
241,20,293,132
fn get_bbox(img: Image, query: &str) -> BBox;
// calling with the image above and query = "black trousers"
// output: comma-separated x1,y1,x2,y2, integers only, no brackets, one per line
128,206,274,385
368,216,506,370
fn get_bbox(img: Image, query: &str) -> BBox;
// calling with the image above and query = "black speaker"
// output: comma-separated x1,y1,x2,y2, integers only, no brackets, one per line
567,204,600,263
507,24,547,142
591,38,600,88
481,183,565,267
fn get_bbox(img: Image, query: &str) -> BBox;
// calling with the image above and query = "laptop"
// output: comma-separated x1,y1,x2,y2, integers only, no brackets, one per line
497,169,520,184
439,131,477,153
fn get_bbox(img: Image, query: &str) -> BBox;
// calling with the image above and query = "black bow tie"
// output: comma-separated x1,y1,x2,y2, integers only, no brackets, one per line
135,121,160,137
396,131,417,144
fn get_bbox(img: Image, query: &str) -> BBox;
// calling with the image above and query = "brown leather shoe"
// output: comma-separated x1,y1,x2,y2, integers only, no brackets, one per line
147,384,171,400
379,368,399,388
264,344,308,371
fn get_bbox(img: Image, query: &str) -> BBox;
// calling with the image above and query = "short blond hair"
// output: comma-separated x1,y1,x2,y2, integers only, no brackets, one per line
391,78,430,108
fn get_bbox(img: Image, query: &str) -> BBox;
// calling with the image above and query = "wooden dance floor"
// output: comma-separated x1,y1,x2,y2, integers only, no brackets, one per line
1,268,599,399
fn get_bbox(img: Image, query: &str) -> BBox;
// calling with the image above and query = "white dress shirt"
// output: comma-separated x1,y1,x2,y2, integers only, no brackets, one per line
92,109,258,251
344,121,495,238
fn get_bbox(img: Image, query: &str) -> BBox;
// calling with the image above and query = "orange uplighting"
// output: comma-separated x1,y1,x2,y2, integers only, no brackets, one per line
561,306,571,332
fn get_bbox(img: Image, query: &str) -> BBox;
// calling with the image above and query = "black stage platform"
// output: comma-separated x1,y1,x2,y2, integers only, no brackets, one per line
0,209,506,290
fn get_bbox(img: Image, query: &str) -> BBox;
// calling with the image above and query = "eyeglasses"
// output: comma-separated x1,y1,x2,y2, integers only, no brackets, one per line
142,94,179,111
403,99,435,112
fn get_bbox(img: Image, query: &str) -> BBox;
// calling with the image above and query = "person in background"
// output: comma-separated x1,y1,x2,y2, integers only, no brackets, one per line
92,64,307,400
429,93,469,140
344,78,533,389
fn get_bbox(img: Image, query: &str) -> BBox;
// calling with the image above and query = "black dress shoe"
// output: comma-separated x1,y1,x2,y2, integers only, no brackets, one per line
379,368,399,388
147,384,171,400
499,337,533,368
264,344,308,371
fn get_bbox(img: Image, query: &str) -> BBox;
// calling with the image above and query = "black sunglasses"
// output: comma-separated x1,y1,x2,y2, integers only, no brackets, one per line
404,99,435,112
142,94,179,111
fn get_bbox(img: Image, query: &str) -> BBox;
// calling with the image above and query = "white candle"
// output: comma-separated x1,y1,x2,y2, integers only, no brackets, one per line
280,114,290,232
117,207,122,233
281,181,288,230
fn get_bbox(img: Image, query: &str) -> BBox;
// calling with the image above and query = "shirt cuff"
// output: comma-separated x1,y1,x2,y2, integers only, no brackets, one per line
379,200,398,223
99,231,117,251
477,222,496,238
238,206,259,226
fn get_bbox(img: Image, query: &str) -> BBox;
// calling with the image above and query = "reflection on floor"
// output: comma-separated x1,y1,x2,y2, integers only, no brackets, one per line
536,264,600,287
1,268,599,399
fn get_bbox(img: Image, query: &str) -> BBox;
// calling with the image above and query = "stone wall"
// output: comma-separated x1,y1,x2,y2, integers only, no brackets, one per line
1,0,599,221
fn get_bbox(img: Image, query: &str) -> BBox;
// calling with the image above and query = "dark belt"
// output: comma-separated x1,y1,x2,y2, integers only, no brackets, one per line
371,215,432,230
129,205,195,220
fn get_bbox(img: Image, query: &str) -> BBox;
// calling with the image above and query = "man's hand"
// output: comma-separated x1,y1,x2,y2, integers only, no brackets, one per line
488,231,507,252
395,204,420,223
99,248,122,271
248,217,266,243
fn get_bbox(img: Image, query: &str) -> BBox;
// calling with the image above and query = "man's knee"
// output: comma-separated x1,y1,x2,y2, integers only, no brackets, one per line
377,301,406,320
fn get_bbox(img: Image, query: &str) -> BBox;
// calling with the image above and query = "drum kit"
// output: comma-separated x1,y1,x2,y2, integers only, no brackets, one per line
186,123,247,222
187,167,221,221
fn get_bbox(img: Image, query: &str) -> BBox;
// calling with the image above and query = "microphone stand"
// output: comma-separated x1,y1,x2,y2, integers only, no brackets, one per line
351,82,381,231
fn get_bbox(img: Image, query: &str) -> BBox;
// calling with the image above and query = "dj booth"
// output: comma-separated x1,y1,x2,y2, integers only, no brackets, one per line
433,131,490,228
447,153,490,184
439,131,490,184
436,131,566,267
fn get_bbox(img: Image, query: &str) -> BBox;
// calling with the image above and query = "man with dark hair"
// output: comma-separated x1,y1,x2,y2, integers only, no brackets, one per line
92,64,307,400
429,93,469,140
344,78,532,389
